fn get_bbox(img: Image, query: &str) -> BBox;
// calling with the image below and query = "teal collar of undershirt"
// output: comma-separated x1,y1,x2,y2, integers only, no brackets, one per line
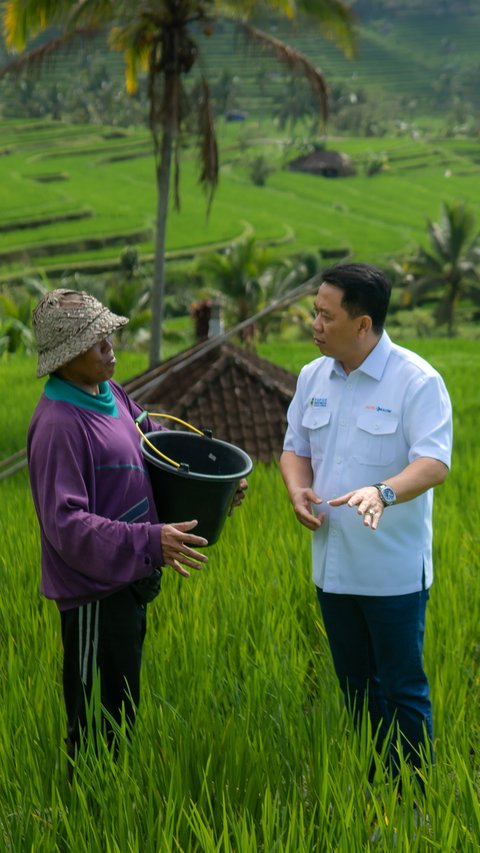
44,375,119,417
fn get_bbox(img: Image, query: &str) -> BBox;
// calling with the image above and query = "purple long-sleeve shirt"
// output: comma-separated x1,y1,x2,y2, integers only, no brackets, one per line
27,378,165,611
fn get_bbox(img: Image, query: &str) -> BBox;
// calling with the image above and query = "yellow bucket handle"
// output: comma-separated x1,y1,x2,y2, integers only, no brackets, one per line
135,411,204,469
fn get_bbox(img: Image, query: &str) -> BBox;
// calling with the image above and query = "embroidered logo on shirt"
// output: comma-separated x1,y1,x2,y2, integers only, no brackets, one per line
310,397,328,407
365,405,392,413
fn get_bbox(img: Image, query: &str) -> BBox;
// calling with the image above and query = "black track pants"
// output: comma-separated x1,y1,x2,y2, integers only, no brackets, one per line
60,586,147,752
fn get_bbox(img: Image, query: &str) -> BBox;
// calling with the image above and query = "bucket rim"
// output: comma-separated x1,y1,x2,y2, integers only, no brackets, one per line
140,430,253,482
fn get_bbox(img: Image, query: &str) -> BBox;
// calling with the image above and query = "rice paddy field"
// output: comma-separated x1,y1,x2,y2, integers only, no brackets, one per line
1,118,480,282
0,337,479,851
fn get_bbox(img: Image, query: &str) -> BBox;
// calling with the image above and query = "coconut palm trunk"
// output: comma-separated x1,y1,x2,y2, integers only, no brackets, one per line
151,125,174,366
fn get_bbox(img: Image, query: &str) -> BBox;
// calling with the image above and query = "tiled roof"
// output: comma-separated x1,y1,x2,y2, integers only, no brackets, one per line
124,341,297,463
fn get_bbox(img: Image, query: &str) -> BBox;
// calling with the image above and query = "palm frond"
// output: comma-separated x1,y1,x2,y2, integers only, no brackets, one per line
408,276,444,301
108,16,153,50
112,29,151,94
234,20,328,121
429,201,478,264
427,219,451,261
218,0,357,58
67,0,115,30
3,0,68,50
124,47,140,95
290,0,357,58
197,76,219,214
0,26,100,79
408,248,442,273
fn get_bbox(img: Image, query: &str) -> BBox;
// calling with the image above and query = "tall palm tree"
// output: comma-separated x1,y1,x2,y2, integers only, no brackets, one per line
1,0,356,364
402,201,480,336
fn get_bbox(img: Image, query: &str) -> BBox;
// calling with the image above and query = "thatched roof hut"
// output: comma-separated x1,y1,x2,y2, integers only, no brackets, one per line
289,149,356,178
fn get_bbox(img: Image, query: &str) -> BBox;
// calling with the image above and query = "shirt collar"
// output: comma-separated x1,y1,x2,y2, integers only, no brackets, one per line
330,331,392,381
44,375,119,416
357,331,392,380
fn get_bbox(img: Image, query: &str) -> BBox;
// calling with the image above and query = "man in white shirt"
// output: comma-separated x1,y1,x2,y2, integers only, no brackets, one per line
281,263,452,781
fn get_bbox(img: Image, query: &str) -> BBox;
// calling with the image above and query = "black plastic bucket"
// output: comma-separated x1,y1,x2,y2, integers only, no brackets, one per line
141,430,253,544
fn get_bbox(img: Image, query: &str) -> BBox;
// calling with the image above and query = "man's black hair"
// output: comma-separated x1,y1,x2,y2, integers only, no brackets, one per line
321,263,392,334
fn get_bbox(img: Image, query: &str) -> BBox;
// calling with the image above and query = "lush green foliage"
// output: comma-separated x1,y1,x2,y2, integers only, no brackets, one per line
0,339,479,850
398,201,480,335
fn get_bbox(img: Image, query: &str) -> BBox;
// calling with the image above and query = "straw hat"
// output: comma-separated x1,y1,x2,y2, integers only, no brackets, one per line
33,289,129,378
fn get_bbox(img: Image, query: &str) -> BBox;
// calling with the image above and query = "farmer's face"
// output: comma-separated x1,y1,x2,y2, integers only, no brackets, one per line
56,337,116,393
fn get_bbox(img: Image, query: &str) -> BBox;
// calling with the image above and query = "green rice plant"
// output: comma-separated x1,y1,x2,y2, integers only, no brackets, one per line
0,339,479,850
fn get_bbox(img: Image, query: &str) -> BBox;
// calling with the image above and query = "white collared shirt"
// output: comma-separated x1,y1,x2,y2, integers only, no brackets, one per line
284,332,452,595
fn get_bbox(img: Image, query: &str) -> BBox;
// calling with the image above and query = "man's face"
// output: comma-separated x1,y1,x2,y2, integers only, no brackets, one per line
57,337,116,392
312,283,364,365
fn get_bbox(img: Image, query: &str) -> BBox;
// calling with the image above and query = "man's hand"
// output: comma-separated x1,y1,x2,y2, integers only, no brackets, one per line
328,486,384,531
161,520,208,577
291,487,325,531
228,478,248,516
280,451,323,531
328,460,450,531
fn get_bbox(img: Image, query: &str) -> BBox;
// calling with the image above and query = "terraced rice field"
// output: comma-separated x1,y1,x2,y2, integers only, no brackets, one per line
0,118,479,283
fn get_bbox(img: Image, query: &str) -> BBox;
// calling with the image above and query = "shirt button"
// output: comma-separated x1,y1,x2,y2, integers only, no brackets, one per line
336,457,342,464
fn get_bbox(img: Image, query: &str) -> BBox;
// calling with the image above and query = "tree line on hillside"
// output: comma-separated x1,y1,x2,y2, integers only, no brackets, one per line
0,60,407,140
1,19,478,130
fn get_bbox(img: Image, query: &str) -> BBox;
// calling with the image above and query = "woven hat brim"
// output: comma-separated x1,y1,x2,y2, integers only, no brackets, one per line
36,309,129,377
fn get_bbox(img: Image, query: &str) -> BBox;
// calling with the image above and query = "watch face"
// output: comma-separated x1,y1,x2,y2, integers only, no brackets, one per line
381,486,396,504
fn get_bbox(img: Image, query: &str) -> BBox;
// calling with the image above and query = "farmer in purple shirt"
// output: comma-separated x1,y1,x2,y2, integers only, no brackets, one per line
28,289,216,777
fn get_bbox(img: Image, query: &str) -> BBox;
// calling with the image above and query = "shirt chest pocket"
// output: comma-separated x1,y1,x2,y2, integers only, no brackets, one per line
354,412,399,466
301,409,331,457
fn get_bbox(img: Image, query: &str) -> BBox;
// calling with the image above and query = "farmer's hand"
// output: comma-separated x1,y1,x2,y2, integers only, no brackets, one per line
328,486,384,531
228,478,249,515
161,520,208,577
291,487,324,531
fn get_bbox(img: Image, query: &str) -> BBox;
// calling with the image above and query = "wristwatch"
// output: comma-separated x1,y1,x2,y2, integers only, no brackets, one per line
373,483,397,506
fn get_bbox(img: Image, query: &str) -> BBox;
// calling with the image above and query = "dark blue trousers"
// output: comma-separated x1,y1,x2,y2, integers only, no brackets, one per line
316,586,433,775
